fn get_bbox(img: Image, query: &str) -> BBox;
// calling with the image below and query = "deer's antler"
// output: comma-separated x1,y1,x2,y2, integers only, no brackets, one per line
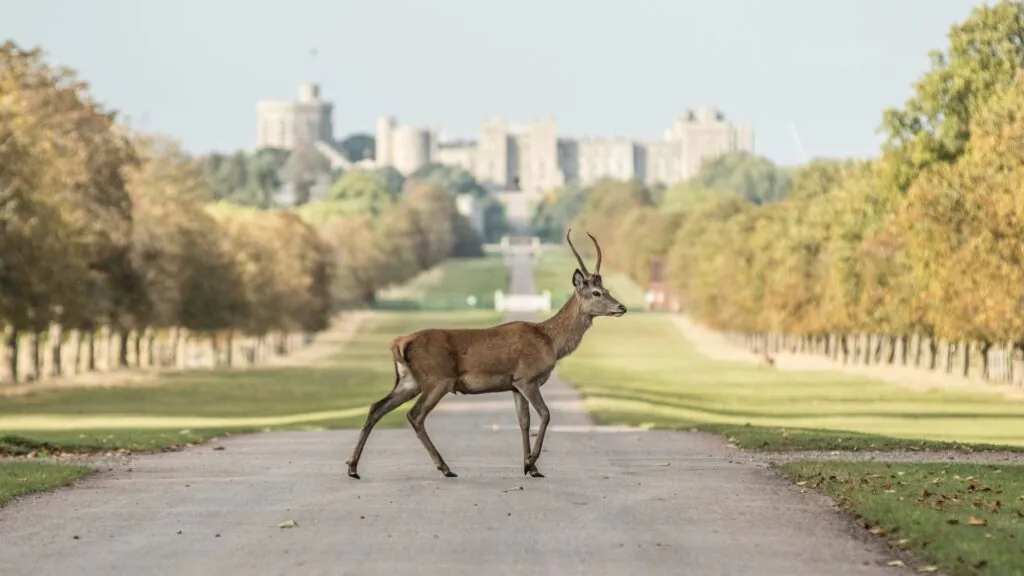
565,228,589,274
587,231,602,275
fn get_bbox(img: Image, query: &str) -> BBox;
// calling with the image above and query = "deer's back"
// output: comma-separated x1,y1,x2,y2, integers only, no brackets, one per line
399,321,554,393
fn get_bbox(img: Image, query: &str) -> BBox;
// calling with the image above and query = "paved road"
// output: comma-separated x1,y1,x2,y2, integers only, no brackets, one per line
0,252,905,576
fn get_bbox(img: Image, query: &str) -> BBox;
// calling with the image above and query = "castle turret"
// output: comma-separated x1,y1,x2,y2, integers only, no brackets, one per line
376,116,395,167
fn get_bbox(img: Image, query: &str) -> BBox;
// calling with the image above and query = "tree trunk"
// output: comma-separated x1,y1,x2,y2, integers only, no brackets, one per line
928,338,938,370
887,336,897,365
958,340,966,377
147,331,156,368
171,327,182,368
87,330,96,371
980,341,992,380
73,331,83,375
226,330,234,368
50,323,63,377
134,331,144,368
5,326,18,383
118,330,130,368
30,331,42,381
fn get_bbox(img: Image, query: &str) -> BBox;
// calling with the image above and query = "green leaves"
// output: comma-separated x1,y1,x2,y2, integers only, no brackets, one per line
881,1,1024,189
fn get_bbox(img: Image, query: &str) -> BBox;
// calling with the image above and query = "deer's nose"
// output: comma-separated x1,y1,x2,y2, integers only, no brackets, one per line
617,304,627,314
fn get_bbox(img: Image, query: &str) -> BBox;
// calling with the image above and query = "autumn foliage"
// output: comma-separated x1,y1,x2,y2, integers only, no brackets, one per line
0,41,474,383
567,2,1024,384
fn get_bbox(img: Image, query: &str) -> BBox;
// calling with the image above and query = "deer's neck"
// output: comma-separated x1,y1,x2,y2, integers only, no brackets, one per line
538,294,592,360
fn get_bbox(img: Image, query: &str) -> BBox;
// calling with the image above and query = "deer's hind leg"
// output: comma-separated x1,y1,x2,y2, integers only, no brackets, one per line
406,382,455,478
346,366,421,479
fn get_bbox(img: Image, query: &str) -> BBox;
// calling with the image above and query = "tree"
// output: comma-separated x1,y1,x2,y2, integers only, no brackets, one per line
482,198,512,243
532,184,587,243
326,169,395,214
410,163,488,197
689,152,792,204
375,166,405,197
338,133,375,162
880,0,1024,190
282,145,330,206
0,40,137,377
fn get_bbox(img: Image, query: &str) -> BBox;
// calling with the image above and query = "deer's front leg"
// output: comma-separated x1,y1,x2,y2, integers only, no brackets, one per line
514,381,550,478
512,390,538,477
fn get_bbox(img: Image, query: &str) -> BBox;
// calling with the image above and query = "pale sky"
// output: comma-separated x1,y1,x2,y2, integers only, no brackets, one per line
3,0,987,165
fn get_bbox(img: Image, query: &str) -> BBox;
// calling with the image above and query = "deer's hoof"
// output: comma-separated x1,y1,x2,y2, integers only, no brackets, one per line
524,464,545,478
442,470,458,478
347,471,361,480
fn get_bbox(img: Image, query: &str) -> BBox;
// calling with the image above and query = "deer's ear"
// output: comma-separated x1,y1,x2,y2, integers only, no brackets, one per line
572,269,586,289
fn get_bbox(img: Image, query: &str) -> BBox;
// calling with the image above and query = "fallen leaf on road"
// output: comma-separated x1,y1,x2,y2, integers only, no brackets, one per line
887,560,905,567
278,520,298,529
656,462,671,467
503,486,523,493
213,446,225,451
967,516,987,526
869,526,886,536
918,566,939,573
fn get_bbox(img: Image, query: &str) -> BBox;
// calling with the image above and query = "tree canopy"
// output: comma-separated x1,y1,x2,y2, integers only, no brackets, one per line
0,41,486,382
553,2,1024,382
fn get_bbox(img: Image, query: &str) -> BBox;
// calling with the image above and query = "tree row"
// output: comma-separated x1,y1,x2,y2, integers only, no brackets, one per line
0,41,482,383
556,2,1024,384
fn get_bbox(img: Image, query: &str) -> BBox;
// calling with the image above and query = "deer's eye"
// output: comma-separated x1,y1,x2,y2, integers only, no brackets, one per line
591,290,601,297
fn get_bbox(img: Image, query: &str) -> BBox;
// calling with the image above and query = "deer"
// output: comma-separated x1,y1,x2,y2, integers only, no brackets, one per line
345,229,627,480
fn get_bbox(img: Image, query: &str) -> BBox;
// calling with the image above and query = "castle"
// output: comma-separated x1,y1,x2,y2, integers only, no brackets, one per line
255,83,755,194
375,109,753,192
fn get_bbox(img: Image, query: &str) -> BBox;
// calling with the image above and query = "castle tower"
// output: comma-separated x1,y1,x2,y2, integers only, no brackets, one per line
375,116,396,167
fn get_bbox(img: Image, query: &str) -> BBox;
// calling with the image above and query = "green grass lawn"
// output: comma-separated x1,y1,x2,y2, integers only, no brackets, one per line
533,250,648,310
0,310,501,455
559,314,1024,450
0,461,92,505
780,461,1024,576
375,255,509,310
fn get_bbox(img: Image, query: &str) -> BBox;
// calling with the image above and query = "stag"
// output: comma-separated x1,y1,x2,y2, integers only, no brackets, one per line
346,230,626,479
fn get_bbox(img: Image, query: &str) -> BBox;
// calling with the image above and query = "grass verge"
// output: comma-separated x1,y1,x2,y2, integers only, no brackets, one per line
374,255,508,310
0,310,500,455
779,461,1024,576
0,461,92,505
559,314,1024,451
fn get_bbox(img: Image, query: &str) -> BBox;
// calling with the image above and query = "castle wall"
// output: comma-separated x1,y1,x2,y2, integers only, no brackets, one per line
435,142,476,172
576,138,636,186
256,84,333,150
358,107,754,193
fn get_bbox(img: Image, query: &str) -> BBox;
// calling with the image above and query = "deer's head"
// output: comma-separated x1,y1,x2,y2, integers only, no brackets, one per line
566,229,627,318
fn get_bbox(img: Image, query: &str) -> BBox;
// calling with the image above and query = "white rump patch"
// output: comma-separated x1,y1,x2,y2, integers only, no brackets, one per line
395,362,420,393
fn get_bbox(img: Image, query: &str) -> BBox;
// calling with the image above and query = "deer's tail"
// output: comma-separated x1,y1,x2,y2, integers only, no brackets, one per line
389,335,415,389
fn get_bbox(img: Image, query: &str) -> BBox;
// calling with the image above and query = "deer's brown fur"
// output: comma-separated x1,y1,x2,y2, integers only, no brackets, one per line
346,230,626,479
